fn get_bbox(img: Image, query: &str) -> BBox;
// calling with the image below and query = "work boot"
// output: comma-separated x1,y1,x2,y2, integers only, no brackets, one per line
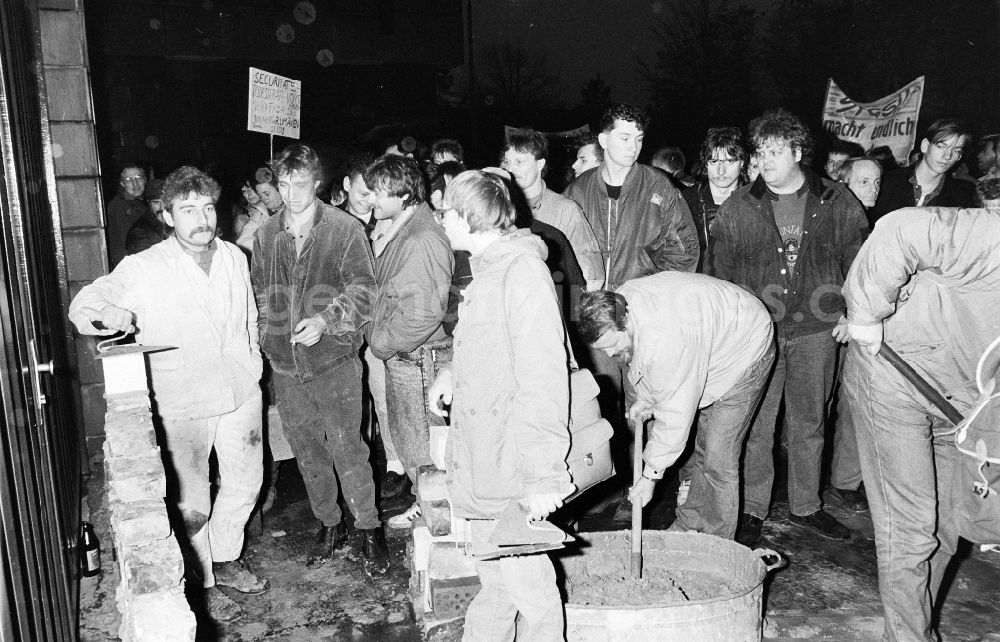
611,497,633,524
829,483,869,513
380,471,409,500
306,522,348,567
360,527,390,579
213,559,269,594
789,509,851,540
204,586,243,623
583,488,623,517
735,513,764,548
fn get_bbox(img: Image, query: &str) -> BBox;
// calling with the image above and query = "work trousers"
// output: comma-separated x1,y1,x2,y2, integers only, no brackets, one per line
363,344,396,462
744,330,839,518
830,346,863,490
673,345,774,538
464,554,565,642
160,391,264,588
843,342,958,642
384,340,452,482
273,356,380,530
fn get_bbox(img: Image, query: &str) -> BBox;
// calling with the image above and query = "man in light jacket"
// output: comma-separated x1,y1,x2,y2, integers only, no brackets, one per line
70,166,265,623
842,207,1000,642
429,170,573,641
577,272,774,539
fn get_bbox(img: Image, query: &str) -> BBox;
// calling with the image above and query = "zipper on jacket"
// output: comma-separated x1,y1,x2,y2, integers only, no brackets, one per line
604,199,612,289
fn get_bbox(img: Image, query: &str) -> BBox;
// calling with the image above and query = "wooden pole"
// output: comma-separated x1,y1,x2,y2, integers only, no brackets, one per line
630,419,643,578
269,134,274,161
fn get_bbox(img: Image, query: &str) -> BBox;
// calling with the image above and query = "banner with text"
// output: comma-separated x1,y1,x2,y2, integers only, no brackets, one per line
247,67,301,139
821,76,924,165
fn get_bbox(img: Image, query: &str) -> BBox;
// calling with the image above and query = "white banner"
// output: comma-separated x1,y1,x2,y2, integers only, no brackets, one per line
247,67,301,139
821,76,924,166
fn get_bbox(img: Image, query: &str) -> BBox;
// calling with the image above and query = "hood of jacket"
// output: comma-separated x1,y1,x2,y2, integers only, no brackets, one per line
469,228,549,276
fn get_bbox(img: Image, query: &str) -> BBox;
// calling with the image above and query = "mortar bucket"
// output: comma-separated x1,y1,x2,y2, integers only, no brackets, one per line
556,530,783,641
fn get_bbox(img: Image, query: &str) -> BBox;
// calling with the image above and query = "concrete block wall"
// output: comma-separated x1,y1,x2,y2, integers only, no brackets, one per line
103,390,195,641
37,0,109,453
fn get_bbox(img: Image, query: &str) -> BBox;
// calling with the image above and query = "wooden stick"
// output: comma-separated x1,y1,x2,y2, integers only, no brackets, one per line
631,419,643,578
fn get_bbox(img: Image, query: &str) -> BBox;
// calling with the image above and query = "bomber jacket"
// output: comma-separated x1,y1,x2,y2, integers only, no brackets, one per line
708,169,869,340
369,203,454,360
446,230,572,519
870,166,977,226
563,163,699,289
251,202,376,380
69,236,262,419
527,183,605,288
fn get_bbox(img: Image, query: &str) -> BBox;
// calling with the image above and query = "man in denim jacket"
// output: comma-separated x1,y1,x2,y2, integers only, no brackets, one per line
251,144,388,578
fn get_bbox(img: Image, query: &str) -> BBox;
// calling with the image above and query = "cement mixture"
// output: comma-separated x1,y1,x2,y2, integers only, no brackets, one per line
563,549,742,606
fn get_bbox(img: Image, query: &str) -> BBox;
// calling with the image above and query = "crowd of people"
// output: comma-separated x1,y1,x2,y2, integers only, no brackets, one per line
71,102,1000,641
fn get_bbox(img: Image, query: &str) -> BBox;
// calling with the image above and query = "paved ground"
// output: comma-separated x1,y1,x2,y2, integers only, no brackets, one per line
80,454,1000,641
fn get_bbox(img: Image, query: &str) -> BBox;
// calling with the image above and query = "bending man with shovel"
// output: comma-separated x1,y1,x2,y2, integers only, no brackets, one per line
840,206,1000,642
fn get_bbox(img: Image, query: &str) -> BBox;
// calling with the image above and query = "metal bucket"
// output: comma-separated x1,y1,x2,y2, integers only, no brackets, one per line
557,531,783,642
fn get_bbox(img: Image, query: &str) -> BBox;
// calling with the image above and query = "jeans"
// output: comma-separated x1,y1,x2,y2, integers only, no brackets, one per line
273,356,380,530
744,330,838,518
464,554,564,642
160,392,263,588
843,342,957,642
384,340,452,482
830,346,862,490
673,345,774,538
363,344,396,463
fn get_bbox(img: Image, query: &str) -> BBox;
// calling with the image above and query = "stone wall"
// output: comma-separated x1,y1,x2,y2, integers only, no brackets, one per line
103,390,195,641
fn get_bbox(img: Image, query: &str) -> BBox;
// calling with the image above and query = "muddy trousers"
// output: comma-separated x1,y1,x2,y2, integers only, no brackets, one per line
160,391,264,588
464,554,565,642
843,343,958,642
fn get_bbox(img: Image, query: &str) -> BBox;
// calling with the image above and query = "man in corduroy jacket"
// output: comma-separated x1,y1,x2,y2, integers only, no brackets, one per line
709,108,869,546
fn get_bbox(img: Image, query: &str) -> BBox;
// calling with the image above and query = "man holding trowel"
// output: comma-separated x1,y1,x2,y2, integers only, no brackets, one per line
840,206,1000,642
69,166,266,623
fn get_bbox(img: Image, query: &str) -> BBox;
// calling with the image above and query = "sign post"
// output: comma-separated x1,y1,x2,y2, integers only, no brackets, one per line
821,76,925,167
247,67,302,159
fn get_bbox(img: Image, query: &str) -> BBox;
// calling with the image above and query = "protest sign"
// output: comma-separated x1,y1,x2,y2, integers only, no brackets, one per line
247,67,301,139
504,124,590,141
821,76,924,166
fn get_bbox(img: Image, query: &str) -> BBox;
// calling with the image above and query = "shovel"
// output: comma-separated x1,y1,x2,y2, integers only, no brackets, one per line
878,344,964,424
631,419,644,578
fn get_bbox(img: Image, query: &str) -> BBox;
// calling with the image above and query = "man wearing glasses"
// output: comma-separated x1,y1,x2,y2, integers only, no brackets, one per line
709,108,869,546
106,162,150,268
871,119,977,224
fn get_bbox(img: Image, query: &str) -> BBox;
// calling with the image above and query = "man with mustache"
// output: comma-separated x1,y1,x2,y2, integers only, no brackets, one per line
577,272,774,539
69,166,266,623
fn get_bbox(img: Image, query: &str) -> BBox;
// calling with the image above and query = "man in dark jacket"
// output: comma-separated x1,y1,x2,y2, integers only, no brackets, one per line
106,162,150,267
683,127,749,273
251,144,388,577
125,178,169,255
709,108,869,546
365,155,454,530
563,103,699,521
871,118,977,225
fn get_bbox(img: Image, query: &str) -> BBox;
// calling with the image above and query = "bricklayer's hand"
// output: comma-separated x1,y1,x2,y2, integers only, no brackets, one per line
79,304,135,335
522,492,564,521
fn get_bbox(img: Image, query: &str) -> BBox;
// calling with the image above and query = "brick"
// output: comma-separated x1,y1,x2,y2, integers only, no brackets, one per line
104,447,162,481
110,500,172,546
429,542,477,580
57,178,103,229
131,585,196,641
104,391,152,413
122,537,184,595
416,465,447,501
430,576,481,620
108,470,166,504
43,66,93,121
419,499,451,537
38,10,85,65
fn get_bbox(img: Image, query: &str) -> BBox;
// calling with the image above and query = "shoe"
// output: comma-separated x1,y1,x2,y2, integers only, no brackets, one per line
380,471,410,499
612,497,633,524
676,479,692,506
830,484,869,512
306,522,349,567
583,488,623,517
205,586,243,623
387,503,422,530
212,559,269,594
735,513,764,548
789,509,851,540
361,527,390,579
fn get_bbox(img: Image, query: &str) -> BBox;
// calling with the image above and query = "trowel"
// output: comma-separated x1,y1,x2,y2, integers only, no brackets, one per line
470,502,573,560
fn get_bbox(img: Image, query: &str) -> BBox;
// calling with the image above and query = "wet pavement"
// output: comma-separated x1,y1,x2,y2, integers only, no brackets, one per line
80,454,1000,641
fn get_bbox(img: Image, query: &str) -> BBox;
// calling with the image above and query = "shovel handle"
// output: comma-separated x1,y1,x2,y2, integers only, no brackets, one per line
878,344,964,425
631,419,643,578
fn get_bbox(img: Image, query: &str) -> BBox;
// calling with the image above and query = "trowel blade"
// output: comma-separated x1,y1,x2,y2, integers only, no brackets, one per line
95,344,175,359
